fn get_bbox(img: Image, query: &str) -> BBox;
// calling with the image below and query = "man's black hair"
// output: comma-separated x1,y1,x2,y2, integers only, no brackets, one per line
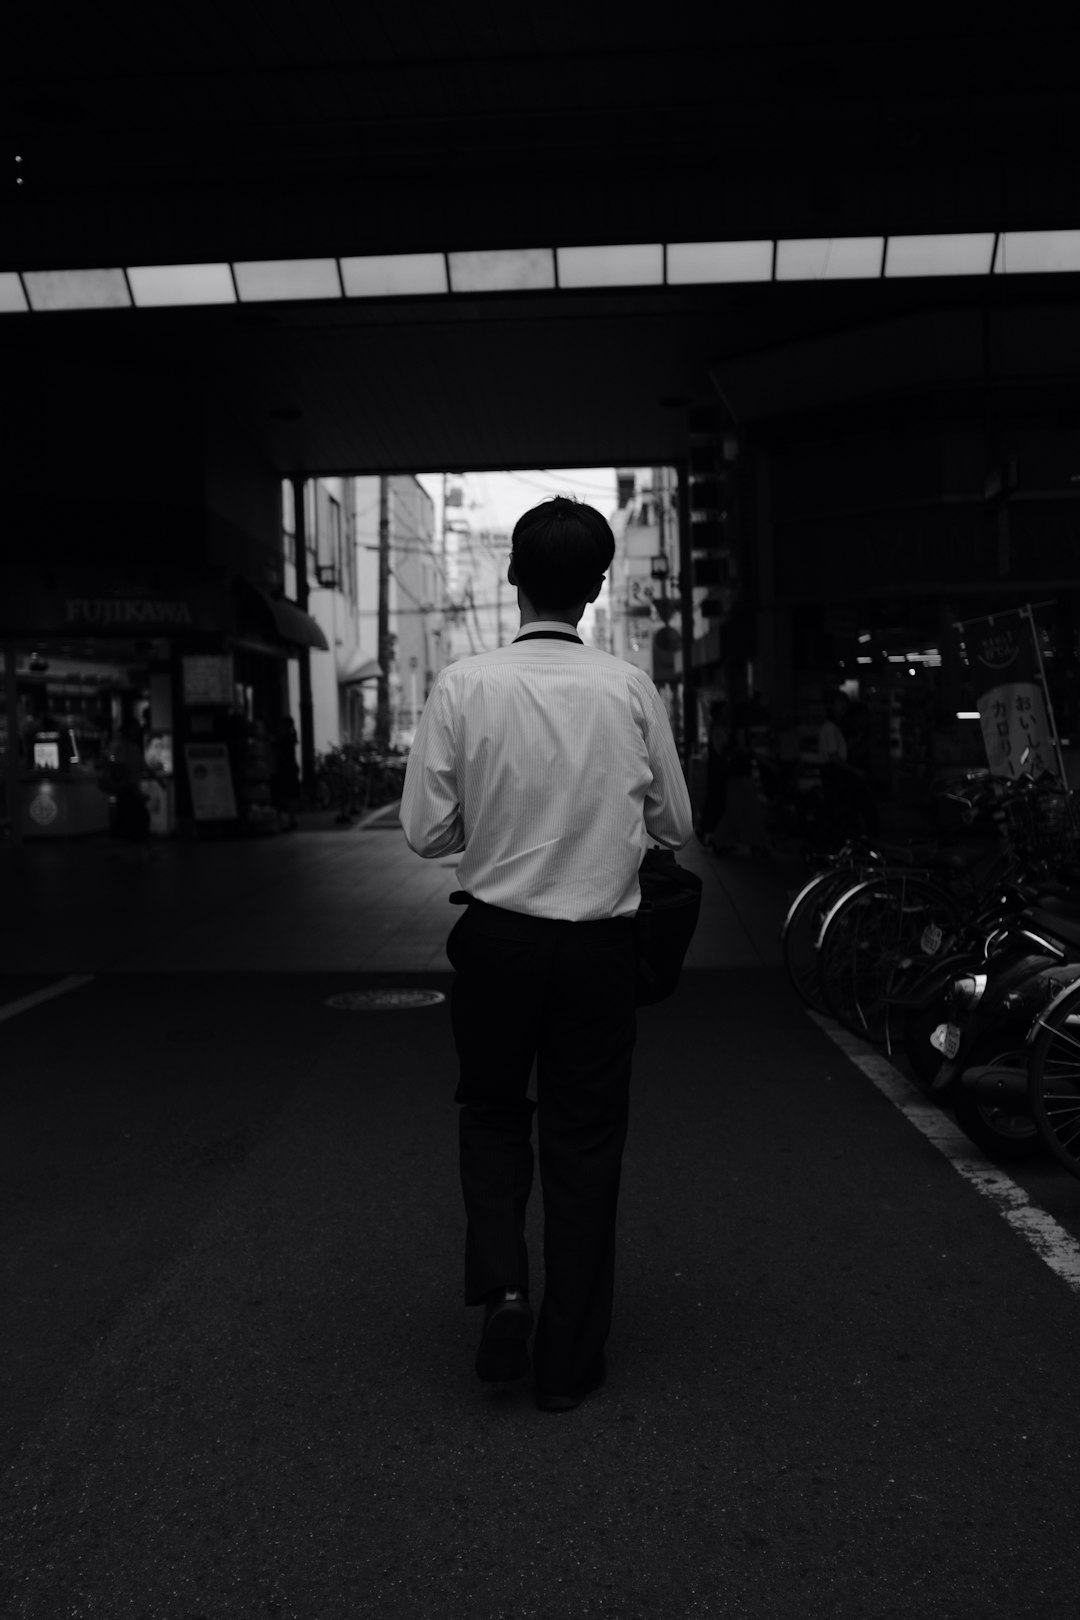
510,496,615,611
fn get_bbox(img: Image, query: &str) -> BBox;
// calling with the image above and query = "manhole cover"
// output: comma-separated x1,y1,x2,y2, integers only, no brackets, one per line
325,989,446,1011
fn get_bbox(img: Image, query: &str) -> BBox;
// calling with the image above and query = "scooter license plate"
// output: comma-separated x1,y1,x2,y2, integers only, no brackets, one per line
920,922,944,955
930,1021,961,1060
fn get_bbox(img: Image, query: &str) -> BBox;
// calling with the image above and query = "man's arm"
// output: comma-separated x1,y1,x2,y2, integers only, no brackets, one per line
399,678,466,858
639,681,694,850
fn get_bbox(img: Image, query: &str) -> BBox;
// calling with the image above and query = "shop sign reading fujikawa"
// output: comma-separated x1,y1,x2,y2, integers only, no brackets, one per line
64,597,195,627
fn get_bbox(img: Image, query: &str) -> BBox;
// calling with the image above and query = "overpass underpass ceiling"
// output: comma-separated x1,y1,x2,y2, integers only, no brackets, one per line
711,298,1080,429
9,9,1080,471
228,282,1080,473
7,11,1080,263
11,278,1080,477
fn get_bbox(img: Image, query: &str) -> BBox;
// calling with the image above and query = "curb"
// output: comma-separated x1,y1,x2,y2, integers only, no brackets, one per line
355,799,403,831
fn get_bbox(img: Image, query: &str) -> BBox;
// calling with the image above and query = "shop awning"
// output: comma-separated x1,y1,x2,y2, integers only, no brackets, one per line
340,649,383,685
231,577,329,653
267,593,329,650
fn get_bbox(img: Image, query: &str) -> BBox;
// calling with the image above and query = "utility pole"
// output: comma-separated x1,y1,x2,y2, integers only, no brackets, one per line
441,472,449,591
376,476,392,749
291,477,316,799
656,465,670,631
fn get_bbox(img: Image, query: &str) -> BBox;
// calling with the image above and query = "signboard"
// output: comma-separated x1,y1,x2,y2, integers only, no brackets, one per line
183,743,238,821
0,567,228,638
33,733,60,771
652,627,681,684
64,596,195,630
959,609,1057,780
182,654,234,707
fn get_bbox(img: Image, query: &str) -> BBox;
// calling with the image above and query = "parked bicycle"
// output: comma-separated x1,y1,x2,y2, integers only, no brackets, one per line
314,743,408,822
791,773,1080,1047
784,768,1080,1171
781,771,1003,1022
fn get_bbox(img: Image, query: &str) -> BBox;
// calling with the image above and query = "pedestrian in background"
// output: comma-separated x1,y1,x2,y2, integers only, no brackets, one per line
104,718,151,843
696,698,730,850
702,697,774,856
819,690,878,842
839,693,878,836
274,716,301,830
401,495,693,1413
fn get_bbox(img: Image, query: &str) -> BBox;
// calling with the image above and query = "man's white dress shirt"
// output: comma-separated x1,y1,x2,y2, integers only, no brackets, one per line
400,623,694,922
818,718,847,764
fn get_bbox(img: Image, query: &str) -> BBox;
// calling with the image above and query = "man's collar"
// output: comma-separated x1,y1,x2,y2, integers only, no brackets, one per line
513,619,582,641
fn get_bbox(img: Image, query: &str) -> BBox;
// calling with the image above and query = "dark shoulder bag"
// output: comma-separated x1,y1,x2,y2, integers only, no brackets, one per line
634,846,703,1006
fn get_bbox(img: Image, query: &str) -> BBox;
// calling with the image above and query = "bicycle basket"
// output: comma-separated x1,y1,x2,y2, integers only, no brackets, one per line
995,780,1079,867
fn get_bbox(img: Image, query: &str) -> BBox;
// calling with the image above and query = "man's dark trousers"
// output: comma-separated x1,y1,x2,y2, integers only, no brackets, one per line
447,900,638,1396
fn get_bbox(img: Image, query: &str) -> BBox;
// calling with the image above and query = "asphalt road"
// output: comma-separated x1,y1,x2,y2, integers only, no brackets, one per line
2,963,1080,1619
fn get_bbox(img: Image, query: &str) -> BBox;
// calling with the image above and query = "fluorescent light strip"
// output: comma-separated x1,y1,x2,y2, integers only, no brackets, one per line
14,228,1080,315
233,258,342,302
775,237,884,280
885,233,995,277
0,273,28,313
556,243,664,288
340,253,448,297
447,248,556,293
667,240,773,284
994,230,1080,274
127,263,236,306
23,267,132,310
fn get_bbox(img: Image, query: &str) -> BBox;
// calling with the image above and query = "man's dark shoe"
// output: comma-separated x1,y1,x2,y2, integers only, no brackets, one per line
475,1286,534,1382
534,1357,606,1413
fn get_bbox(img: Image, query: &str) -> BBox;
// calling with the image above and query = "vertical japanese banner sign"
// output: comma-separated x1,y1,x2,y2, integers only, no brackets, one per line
964,611,1056,779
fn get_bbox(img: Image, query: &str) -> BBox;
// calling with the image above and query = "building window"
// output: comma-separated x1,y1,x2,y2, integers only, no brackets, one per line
315,485,342,589
281,480,296,566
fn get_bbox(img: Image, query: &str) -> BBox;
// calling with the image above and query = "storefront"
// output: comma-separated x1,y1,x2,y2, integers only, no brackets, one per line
0,566,326,841
787,594,1080,826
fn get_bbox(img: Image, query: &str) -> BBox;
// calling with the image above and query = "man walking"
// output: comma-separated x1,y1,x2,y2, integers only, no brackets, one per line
400,496,693,1412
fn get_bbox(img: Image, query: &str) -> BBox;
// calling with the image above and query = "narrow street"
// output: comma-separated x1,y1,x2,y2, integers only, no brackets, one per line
1,822,1079,1618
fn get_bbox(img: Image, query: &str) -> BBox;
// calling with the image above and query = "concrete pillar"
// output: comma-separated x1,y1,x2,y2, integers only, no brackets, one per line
753,448,792,715
3,642,22,845
676,460,696,765
291,478,316,798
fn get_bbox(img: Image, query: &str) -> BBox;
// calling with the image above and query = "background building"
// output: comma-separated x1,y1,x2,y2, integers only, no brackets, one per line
282,475,440,754
444,528,513,663
609,467,685,741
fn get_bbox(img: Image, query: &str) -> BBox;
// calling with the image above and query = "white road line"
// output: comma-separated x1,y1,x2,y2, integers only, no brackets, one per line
808,1010,1080,1296
0,975,95,1025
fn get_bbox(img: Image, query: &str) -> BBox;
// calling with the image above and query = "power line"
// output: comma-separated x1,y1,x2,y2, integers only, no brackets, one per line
349,596,512,618
508,470,619,500
538,469,624,496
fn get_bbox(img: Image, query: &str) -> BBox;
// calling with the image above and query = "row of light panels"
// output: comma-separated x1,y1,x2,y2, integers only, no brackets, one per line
5,233,1080,314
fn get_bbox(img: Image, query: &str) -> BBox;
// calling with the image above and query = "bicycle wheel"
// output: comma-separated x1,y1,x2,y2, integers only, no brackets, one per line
817,874,964,1045
781,867,861,1015
1027,983,1080,1179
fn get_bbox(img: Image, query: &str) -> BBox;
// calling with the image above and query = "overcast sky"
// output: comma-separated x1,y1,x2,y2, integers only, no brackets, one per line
414,468,624,640
415,467,620,543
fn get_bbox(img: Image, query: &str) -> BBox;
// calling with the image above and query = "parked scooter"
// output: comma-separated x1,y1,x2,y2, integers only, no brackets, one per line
894,891,1080,1159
